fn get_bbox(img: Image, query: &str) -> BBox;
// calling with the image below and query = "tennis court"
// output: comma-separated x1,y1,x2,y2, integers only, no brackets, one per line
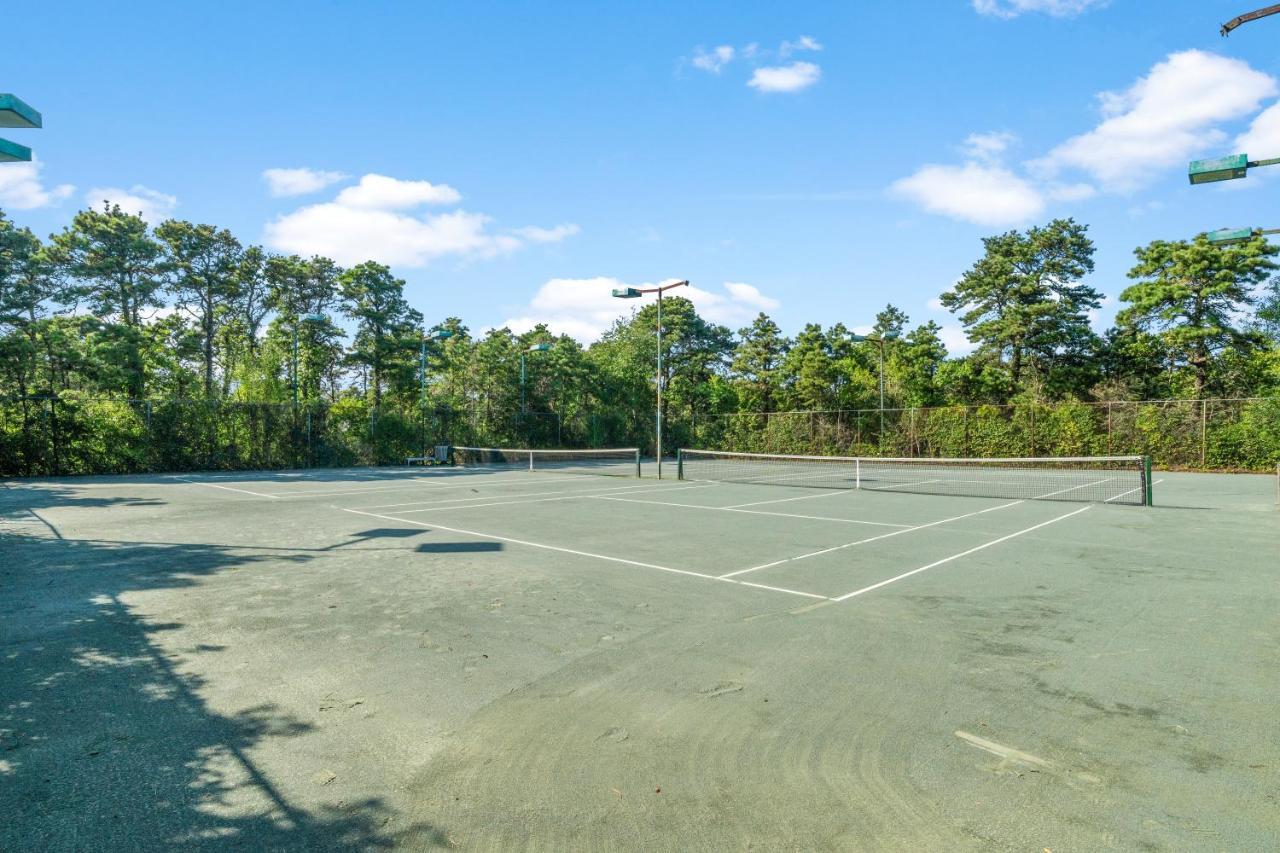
3,451,1278,849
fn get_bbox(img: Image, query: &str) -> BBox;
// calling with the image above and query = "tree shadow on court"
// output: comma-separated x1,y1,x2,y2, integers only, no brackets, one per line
0,483,451,850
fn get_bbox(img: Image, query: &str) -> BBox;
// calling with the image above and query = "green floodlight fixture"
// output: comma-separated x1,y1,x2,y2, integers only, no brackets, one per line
0,93,41,163
528,343,551,352
0,138,31,163
1188,152,1280,184
612,287,642,298
0,94,42,128
1207,226,1280,245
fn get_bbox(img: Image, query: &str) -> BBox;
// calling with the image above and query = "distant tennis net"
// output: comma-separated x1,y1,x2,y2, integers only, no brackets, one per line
453,446,641,478
677,449,1151,505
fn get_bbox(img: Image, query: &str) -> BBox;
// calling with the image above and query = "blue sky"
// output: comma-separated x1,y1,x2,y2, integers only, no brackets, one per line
4,0,1280,353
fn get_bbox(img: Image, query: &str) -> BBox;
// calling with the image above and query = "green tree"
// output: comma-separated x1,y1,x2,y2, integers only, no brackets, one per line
50,203,169,397
942,218,1099,393
731,313,789,412
1119,233,1277,396
1256,275,1280,340
873,304,910,338
265,254,344,401
898,321,948,407
781,323,837,410
155,220,243,396
339,261,423,406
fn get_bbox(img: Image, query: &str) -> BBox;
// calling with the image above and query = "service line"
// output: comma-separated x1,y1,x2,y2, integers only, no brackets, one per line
832,505,1091,602
337,506,828,601
593,495,913,528
719,498,1026,579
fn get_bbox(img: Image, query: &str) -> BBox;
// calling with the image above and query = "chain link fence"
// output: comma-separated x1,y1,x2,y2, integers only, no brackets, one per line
685,398,1280,472
3,395,1278,476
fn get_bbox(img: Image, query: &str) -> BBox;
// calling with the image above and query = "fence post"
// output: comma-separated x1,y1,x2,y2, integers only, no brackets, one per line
1200,398,1208,467
1106,402,1112,455
1029,404,1036,456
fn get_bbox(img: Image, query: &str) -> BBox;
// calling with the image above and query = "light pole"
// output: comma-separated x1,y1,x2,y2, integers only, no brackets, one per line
420,328,454,455
613,280,689,478
293,312,327,409
520,343,552,414
850,331,910,441
520,343,552,444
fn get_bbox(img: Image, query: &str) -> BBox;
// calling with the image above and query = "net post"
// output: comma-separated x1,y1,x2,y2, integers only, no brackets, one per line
637,448,643,478
856,458,861,490
1143,455,1153,506
528,450,534,472
676,449,683,480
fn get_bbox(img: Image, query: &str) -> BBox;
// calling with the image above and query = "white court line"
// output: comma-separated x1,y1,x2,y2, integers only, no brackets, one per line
358,479,660,504
171,476,282,499
279,473,595,498
1032,476,1114,499
593,495,913,528
724,490,856,509
1104,478,1163,504
337,506,829,601
719,499,1024,579
387,483,717,514
737,580,828,600
832,505,1091,602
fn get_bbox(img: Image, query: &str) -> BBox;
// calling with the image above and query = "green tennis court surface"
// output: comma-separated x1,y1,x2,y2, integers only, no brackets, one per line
3,463,1277,849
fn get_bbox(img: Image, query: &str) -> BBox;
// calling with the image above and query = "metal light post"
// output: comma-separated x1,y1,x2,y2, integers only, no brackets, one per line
519,343,550,414
420,328,454,455
292,312,327,409
850,331,909,442
520,343,552,443
613,280,689,478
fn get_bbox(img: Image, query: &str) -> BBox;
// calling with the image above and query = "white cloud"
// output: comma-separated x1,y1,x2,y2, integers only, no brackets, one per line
1032,50,1277,191
926,297,945,311
895,51,1279,225
722,281,780,311
84,185,177,223
500,278,782,343
691,45,735,73
779,35,822,56
890,162,1045,226
263,173,575,267
513,224,581,243
1235,100,1280,156
0,158,74,210
961,131,1017,163
748,62,821,94
262,167,349,197
937,325,976,356
334,174,460,209
973,0,1107,18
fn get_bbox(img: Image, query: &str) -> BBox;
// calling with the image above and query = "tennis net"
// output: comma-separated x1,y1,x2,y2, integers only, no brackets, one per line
452,446,641,478
677,449,1151,505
